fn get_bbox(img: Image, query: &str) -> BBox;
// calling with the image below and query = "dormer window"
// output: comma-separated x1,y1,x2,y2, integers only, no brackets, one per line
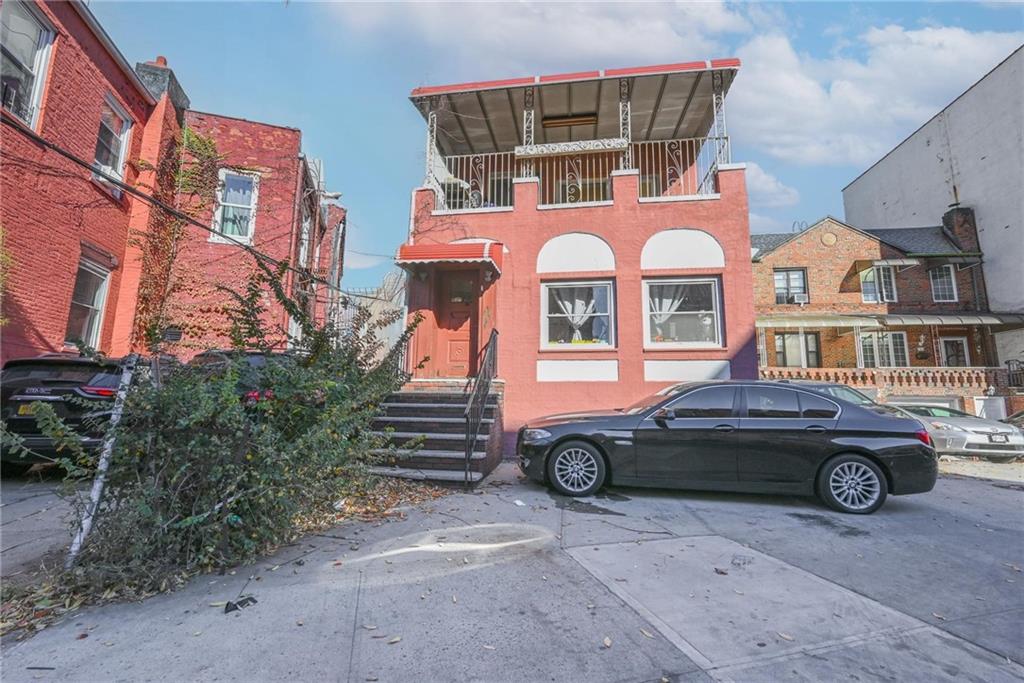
861,266,897,303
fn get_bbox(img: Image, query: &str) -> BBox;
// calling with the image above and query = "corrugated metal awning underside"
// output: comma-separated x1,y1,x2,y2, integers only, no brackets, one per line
396,242,504,274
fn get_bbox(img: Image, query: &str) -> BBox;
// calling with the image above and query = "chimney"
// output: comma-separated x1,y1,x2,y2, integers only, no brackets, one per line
941,206,981,253
135,56,190,118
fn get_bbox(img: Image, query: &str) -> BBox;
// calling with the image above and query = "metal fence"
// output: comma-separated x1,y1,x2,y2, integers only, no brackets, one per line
435,152,516,210
632,137,725,199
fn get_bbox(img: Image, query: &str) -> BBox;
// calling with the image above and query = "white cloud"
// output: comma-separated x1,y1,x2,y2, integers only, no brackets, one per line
749,212,788,234
344,246,389,270
730,27,1023,166
745,161,800,208
329,2,750,76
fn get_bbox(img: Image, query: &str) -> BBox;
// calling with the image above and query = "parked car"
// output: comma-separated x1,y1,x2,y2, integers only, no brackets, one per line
517,380,937,514
1005,409,1024,432
894,404,1024,464
188,349,298,404
0,354,124,475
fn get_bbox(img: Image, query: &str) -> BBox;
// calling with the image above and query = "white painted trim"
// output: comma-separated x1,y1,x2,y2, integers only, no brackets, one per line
432,206,515,216
537,360,618,382
537,233,616,273
641,229,725,270
210,168,260,245
610,169,640,177
641,277,723,349
643,360,731,382
66,258,111,349
716,162,747,171
2,0,55,130
638,194,721,203
939,336,970,367
540,279,615,349
537,200,615,210
513,176,540,184
929,264,959,303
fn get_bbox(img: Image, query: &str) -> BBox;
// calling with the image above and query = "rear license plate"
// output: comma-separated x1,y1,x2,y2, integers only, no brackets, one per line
17,404,34,416
990,433,1009,444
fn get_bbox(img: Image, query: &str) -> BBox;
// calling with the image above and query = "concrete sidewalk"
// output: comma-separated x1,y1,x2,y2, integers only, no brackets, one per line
2,464,1022,682
1,474,71,582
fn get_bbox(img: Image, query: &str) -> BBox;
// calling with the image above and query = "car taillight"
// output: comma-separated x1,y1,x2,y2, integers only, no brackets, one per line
244,390,273,402
80,386,116,397
914,429,933,447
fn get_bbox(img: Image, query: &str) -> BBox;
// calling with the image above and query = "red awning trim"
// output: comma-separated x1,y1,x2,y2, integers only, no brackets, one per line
409,58,740,98
396,242,504,274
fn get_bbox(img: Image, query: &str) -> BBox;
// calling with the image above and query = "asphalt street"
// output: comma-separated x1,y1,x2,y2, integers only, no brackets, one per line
1,463,1022,682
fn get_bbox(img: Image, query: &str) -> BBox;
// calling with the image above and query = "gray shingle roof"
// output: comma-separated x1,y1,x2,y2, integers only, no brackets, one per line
863,227,963,255
750,233,793,255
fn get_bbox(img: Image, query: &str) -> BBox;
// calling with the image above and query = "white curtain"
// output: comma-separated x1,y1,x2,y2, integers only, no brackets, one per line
650,284,688,324
554,287,596,341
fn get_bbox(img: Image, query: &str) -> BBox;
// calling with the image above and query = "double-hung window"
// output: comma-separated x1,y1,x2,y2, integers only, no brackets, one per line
0,0,54,128
212,169,259,243
774,332,820,368
93,96,132,183
859,332,909,367
861,265,897,303
643,278,722,348
773,269,807,304
64,260,110,348
929,265,958,302
542,281,614,347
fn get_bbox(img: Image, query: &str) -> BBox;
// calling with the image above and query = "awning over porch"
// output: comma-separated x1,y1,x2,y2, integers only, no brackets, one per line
396,242,504,274
756,314,882,329
868,313,1024,328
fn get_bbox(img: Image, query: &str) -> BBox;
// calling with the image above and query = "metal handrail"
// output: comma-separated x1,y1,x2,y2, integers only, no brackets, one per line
464,329,498,487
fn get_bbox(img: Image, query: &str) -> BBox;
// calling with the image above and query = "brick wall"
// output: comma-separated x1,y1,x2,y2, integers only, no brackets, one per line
1,1,155,363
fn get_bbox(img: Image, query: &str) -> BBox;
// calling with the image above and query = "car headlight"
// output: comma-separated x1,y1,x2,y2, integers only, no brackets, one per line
522,428,552,442
931,421,966,432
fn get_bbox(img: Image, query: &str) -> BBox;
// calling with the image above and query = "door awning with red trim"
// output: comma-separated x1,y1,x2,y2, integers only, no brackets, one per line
396,242,504,274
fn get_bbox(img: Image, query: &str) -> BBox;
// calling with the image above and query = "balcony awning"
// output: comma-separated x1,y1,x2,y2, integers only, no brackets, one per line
396,242,503,274
870,313,1024,328
409,59,739,156
756,314,882,329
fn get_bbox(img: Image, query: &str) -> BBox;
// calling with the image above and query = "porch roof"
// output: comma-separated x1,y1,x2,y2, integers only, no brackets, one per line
396,242,503,274
409,59,739,156
756,314,882,329
870,313,1024,328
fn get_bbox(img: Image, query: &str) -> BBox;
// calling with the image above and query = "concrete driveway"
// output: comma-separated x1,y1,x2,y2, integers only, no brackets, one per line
2,463,1022,682
1,472,71,582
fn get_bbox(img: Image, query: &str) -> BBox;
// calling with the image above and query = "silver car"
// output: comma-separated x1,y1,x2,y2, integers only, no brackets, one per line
897,405,1024,463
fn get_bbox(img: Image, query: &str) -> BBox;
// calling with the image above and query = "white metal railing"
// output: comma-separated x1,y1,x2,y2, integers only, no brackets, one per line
434,152,516,210
525,151,617,207
633,137,726,199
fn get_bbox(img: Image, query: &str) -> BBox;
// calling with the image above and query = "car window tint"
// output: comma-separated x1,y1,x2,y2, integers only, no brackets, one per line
746,387,800,418
668,387,736,418
799,392,839,419
1,363,118,385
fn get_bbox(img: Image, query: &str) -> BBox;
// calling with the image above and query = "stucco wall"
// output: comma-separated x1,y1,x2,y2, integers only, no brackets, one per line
841,47,1024,362
406,167,757,445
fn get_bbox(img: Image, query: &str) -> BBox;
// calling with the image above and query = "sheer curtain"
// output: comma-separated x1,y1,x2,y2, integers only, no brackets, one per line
554,287,596,341
649,284,687,325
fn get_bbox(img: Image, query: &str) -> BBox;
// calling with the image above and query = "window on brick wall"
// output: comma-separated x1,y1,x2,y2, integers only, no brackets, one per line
775,332,821,368
643,278,722,348
859,332,909,367
0,0,54,128
212,169,260,243
861,266,897,303
64,260,110,348
93,96,132,183
929,265,958,302
773,268,807,304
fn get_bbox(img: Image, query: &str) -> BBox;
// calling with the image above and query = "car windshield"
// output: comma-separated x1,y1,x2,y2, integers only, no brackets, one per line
804,384,874,406
621,383,692,414
905,405,973,418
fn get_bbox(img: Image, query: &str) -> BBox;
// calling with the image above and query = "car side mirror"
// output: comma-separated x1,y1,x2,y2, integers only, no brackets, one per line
653,407,675,421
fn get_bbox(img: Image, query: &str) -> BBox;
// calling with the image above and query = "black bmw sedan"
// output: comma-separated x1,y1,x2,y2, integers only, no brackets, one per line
517,381,937,514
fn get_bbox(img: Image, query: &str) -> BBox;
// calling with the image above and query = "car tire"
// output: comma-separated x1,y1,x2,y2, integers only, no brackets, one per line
546,440,606,497
817,454,887,515
985,455,1019,464
1,462,33,477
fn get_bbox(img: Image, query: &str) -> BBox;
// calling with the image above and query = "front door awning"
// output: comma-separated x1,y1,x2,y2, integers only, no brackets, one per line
870,313,1024,329
396,242,503,275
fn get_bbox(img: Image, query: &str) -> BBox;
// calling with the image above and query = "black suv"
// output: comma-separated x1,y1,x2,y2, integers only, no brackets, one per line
1,354,124,475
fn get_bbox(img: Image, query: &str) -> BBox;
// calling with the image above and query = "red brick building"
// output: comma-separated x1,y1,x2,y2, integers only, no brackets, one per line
393,60,756,462
751,210,1024,416
1,1,345,363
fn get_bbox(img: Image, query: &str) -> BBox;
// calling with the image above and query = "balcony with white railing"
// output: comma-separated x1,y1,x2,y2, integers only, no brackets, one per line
759,366,1013,393
427,136,729,212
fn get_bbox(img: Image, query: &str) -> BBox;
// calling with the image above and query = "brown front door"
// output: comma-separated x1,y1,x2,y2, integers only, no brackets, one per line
436,271,478,377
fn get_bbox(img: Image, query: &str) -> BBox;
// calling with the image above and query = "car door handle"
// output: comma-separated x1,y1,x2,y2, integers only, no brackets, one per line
713,424,736,432
805,425,827,433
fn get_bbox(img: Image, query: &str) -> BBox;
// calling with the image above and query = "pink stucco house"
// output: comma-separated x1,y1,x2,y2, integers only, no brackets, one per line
376,60,757,481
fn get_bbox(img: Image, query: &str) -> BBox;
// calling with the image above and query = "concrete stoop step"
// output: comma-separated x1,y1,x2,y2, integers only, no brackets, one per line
369,391,501,484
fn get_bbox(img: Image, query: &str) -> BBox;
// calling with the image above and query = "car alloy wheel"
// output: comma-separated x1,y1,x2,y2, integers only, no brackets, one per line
547,441,606,497
818,454,887,514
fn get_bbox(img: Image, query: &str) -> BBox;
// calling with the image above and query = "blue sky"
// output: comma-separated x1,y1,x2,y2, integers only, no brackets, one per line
91,1,1023,288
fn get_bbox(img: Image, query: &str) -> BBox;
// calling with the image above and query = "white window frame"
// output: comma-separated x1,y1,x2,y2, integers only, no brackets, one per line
211,168,260,244
861,265,897,303
642,277,723,349
929,264,958,303
92,94,133,185
939,336,971,367
859,331,910,368
64,259,110,349
0,0,55,130
540,279,615,349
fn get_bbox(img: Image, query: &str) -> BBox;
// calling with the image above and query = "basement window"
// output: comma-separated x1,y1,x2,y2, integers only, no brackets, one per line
0,0,54,128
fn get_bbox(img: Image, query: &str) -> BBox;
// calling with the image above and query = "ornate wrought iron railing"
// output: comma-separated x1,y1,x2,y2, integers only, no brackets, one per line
464,329,498,487
633,136,727,199
526,151,618,207
435,152,516,210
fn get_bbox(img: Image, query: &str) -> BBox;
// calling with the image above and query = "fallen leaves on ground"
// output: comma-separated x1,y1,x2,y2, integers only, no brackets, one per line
602,636,613,649
388,636,402,644
777,632,795,641
714,567,728,575
640,628,655,639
